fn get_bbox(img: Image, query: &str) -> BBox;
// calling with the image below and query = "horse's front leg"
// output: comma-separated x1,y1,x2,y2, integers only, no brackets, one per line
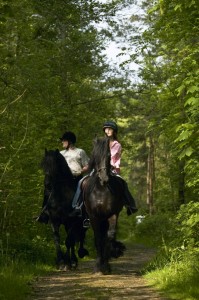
107,214,117,260
108,214,117,241
102,219,112,274
51,223,65,270
108,214,125,258
70,244,78,269
92,219,110,275
78,226,89,259
65,227,78,270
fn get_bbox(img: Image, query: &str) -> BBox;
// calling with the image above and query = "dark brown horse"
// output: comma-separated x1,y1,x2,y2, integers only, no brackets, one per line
83,137,126,274
41,149,88,270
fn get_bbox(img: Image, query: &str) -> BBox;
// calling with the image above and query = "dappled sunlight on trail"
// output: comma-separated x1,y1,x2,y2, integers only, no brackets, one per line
31,245,169,300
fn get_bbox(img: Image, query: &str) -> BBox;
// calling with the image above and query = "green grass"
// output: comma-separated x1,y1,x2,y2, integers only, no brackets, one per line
144,256,199,300
0,261,54,300
122,210,199,300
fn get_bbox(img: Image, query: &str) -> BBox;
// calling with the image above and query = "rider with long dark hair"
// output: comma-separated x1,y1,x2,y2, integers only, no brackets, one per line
103,121,138,215
70,121,138,219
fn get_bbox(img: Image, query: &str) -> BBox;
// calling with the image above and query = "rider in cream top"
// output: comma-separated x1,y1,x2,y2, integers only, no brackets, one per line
36,131,89,224
59,131,89,178
60,147,89,177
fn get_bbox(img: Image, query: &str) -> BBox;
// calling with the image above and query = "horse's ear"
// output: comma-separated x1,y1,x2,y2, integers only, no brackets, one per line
45,148,48,154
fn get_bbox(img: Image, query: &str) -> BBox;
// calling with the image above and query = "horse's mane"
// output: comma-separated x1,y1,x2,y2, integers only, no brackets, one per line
88,137,111,176
41,149,75,188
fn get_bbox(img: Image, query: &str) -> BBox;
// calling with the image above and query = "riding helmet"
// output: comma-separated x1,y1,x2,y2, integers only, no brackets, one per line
60,131,76,144
103,121,118,133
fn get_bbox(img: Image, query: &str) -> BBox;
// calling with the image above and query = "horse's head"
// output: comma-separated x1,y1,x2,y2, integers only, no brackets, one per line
41,149,73,182
41,149,59,177
89,137,111,185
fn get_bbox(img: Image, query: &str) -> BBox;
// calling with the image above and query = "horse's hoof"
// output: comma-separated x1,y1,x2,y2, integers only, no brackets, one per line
58,265,70,272
62,265,71,271
71,263,78,270
92,271,103,276
102,269,111,275
78,248,89,258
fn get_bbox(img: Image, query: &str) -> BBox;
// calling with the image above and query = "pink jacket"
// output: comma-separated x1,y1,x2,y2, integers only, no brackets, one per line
110,140,122,174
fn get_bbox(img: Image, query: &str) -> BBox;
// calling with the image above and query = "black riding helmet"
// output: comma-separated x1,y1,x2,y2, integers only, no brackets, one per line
103,121,118,133
60,131,76,144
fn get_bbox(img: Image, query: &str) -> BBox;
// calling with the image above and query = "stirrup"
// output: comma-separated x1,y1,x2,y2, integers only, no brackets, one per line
83,218,90,228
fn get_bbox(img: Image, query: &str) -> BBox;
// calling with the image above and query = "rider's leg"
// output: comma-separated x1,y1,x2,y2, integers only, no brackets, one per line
71,177,84,209
70,176,91,227
69,176,89,217
114,175,138,215
122,181,138,215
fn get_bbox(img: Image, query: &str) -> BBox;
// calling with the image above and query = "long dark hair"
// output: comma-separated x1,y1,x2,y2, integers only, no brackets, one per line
109,131,118,141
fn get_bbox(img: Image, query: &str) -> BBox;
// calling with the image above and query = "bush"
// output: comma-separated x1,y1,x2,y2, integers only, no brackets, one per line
134,213,175,246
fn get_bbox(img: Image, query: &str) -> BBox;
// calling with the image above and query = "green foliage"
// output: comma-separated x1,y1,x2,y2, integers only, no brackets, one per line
145,255,199,300
134,213,175,247
141,202,199,266
117,208,137,241
173,201,199,249
142,202,199,299
115,0,199,214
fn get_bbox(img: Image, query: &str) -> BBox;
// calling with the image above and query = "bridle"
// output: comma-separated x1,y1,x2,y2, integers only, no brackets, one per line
96,166,109,184
96,167,107,174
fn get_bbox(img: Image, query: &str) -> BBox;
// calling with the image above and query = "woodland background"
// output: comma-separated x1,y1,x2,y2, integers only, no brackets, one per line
0,0,199,299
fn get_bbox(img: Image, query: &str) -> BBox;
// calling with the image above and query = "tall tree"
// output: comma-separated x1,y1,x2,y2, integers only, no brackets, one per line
113,0,199,213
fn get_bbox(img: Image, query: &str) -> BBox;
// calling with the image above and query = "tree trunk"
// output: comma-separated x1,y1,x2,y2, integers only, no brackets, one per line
178,159,185,207
146,136,155,215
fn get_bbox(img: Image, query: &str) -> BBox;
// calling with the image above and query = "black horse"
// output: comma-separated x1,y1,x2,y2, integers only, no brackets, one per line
40,149,88,270
83,137,126,274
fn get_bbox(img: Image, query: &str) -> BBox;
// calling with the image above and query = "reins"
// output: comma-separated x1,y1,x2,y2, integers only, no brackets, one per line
41,190,52,213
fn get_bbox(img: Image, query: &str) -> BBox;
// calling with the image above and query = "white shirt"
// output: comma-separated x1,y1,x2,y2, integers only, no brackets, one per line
60,147,89,176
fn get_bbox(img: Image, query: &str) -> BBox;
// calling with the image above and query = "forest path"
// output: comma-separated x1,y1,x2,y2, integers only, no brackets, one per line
30,244,170,300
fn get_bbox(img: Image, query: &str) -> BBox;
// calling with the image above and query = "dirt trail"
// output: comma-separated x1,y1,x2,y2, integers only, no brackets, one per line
31,244,169,300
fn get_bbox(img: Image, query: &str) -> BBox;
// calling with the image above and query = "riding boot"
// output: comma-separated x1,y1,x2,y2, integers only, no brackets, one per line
69,177,86,217
69,192,83,217
123,181,138,215
69,203,82,217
